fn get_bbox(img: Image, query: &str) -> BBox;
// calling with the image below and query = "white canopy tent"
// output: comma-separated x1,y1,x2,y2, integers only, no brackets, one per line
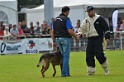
0,0,17,25
26,0,124,27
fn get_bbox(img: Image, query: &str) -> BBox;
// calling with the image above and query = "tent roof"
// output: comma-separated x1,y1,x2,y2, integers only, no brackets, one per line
27,0,124,11
0,0,17,10
54,0,124,7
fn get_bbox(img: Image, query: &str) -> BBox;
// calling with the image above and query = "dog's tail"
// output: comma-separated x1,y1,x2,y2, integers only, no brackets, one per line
37,56,48,67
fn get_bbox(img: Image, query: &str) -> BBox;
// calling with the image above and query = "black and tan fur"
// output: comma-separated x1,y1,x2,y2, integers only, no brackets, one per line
37,48,62,78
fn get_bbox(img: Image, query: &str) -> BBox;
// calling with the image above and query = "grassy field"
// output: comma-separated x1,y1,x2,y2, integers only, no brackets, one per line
0,50,124,82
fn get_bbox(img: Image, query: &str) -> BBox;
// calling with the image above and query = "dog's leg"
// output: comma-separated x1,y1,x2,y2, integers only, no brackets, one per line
52,64,56,77
41,66,44,73
41,66,45,78
60,63,62,72
42,65,49,78
41,60,49,78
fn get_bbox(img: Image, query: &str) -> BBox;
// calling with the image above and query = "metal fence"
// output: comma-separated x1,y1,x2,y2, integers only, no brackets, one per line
1,31,124,52
70,31,124,51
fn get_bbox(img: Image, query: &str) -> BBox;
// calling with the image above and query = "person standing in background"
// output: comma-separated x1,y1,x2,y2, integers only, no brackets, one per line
74,20,81,33
4,26,11,36
21,21,27,31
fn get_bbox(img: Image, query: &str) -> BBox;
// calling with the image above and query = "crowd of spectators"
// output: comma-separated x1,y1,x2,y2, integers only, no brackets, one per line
0,19,54,40
1,18,124,40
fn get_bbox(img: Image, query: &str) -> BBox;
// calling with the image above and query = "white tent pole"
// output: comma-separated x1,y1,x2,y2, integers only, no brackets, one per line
44,0,54,25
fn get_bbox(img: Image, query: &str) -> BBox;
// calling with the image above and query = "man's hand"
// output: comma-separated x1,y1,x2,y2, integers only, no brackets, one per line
75,36,80,42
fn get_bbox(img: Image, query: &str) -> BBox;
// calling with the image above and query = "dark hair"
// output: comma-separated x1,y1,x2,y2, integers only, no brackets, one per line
62,6,70,13
13,25,16,27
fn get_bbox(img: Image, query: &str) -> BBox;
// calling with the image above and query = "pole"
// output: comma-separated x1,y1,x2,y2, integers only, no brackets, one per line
44,0,54,25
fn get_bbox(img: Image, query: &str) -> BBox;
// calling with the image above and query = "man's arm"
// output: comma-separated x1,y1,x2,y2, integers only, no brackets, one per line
66,19,79,41
77,19,87,37
51,29,55,42
99,16,110,40
68,29,77,38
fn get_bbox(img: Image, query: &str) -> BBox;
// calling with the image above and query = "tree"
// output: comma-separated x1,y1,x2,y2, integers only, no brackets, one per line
18,0,44,11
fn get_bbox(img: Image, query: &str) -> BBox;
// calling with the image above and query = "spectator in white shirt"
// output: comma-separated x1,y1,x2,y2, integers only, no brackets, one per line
4,26,11,37
10,25,19,36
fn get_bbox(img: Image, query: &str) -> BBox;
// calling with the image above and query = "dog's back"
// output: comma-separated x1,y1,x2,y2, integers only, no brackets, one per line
49,52,62,65
37,51,62,67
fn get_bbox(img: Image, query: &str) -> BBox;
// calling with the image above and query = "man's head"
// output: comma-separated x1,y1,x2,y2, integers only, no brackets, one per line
30,22,33,27
5,26,9,31
36,21,39,26
62,6,70,16
122,20,124,24
18,22,22,26
86,6,95,18
13,25,17,30
0,21,3,25
22,21,26,25
51,18,54,22
18,25,21,30
77,22,80,27
77,19,80,23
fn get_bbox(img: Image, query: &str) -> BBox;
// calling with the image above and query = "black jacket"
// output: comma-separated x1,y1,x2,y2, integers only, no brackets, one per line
53,13,71,38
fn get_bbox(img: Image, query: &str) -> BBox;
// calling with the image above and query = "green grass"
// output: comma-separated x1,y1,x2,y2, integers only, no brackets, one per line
0,50,124,82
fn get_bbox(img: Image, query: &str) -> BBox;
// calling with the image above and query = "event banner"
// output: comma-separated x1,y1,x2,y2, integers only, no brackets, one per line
0,40,26,54
0,38,53,54
23,38,39,54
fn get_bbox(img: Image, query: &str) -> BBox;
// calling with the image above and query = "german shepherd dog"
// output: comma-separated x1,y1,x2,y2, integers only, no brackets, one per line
37,47,62,78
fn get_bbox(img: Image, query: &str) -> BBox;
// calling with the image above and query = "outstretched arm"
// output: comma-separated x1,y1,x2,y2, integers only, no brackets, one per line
77,19,87,38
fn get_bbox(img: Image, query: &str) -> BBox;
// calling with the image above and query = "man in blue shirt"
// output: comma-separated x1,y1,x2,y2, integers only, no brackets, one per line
51,6,79,77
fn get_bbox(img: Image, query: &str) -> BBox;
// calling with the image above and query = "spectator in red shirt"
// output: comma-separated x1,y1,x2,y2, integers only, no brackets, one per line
0,26,4,36
18,25,23,35
0,21,5,30
0,26,4,40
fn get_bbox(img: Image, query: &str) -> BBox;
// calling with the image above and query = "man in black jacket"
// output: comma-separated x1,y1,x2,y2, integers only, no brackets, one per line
51,6,79,77
77,6,110,75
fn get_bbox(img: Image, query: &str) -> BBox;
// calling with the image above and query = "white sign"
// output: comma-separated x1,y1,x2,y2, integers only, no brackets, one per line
24,38,39,54
0,40,25,54
38,38,53,51
0,38,53,54
112,10,118,32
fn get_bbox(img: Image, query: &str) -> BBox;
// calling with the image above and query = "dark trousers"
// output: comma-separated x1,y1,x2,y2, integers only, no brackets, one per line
86,37,106,67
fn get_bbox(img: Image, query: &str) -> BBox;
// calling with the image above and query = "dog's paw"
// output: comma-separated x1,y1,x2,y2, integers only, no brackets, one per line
42,75,45,78
53,74,55,77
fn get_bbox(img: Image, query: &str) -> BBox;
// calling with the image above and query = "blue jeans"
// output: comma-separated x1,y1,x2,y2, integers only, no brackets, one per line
56,38,70,76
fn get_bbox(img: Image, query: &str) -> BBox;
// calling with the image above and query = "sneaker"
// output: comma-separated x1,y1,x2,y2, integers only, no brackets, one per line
104,68,109,75
87,72,95,76
87,67,95,76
